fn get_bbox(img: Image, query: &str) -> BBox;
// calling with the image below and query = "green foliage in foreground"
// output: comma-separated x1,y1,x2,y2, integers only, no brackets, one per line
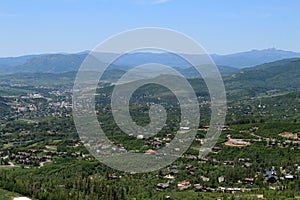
0,188,28,200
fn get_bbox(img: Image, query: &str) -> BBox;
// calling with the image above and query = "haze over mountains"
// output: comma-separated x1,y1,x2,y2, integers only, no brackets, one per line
211,48,300,68
1,48,300,75
0,48,300,100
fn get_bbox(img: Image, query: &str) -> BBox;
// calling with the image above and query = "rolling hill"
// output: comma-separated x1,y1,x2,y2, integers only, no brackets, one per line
0,53,238,78
211,48,300,68
1,48,300,75
225,58,300,97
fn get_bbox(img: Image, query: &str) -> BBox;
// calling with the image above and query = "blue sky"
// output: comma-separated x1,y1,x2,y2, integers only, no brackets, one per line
1,0,300,57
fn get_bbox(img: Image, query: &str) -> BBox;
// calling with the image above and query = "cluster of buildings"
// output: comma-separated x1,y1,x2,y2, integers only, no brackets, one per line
10,151,47,166
5,91,72,120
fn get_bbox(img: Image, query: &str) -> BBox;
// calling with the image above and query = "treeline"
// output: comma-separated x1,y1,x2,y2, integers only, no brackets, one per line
0,161,126,200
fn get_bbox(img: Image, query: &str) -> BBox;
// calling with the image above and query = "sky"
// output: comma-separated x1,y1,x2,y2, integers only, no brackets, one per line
1,0,300,57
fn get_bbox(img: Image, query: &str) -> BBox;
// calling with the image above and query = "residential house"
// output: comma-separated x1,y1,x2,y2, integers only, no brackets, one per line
177,181,191,190
244,178,254,185
265,170,278,183
156,182,170,191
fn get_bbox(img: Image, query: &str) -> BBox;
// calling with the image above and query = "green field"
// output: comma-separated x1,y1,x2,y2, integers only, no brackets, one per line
0,188,27,200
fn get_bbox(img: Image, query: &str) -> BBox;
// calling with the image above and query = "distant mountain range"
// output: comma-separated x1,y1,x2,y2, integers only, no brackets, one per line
226,57,300,91
177,57,300,98
1,57,300,100
211,48,300,68
0,54,87,74
0,48,300,75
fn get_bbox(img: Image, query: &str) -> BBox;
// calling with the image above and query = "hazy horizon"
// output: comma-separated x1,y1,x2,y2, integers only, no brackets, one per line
1,0,300,57
1,47,299,58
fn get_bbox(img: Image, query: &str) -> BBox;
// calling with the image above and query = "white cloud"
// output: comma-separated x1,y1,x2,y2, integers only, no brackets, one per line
152,0,170,4
135,0,171,5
